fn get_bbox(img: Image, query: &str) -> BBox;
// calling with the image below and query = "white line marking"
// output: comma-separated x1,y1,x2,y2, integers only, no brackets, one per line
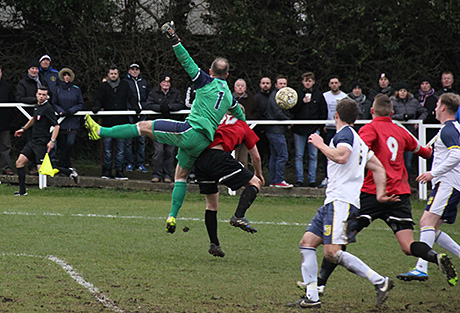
1,210,307,226
0,252,124,313
2,211,459,235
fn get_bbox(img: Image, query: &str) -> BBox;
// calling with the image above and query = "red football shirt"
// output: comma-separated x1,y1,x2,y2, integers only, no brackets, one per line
359,116,419,195
208,114,259,152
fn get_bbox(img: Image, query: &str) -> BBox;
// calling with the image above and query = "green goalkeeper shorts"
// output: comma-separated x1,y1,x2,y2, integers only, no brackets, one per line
152,119,211,170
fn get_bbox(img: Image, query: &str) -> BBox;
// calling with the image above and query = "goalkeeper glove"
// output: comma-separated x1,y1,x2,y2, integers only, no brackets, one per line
161,21,180,46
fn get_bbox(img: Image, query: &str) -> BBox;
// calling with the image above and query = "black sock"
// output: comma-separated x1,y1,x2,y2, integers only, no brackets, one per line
410,241,438,264
318,245,347,286
234,185,259,218
205,210,219,246
17,167,26,194
56,167,71,176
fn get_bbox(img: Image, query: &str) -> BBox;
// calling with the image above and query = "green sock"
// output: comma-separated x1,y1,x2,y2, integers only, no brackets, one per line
170,181,187,218
100,124,140,139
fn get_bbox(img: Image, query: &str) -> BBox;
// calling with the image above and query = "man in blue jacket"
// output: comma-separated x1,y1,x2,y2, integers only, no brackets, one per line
39,55,59,95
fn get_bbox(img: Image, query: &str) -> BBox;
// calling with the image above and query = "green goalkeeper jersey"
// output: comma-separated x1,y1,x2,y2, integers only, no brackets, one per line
173,43,246,141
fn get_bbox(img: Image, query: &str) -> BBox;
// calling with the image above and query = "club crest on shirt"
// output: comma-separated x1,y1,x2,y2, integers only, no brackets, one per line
37,115,41,120
323,225,331,236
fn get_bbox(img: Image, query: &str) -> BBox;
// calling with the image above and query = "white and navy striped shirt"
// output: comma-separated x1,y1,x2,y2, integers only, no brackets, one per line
431,120,460,191
325,125,373,208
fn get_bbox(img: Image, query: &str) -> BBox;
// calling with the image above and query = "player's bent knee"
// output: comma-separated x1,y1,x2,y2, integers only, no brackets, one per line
137,121,153,137
16,155,28,168
354,216,371,233
249,176,262,190
324,249,342,264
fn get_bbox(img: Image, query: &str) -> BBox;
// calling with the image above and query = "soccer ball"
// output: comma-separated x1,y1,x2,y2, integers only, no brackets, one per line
275,87,298,109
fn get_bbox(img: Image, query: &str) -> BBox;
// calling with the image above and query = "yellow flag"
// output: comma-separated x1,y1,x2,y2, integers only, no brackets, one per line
39,153,60,177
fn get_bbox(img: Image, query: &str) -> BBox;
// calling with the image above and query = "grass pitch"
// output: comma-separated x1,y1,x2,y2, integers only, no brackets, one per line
1,184,459,312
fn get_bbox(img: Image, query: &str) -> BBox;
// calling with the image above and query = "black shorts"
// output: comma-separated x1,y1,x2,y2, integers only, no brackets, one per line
20,141,47,164
195,149,254,194
358,192,414,233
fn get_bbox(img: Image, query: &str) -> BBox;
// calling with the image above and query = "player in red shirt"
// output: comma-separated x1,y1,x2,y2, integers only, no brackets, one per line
301,94,456,294
195,113,265,257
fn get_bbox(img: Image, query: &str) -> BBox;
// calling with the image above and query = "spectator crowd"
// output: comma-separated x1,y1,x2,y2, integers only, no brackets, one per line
0,54,458,188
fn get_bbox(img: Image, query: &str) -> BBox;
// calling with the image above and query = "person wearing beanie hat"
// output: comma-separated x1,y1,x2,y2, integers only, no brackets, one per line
391,81,427,175
160,73,172,83
28,59,40,70
417,75,436,114
39,54,59,94
419,75,433,87
347,81,371,122
39,54,51,63
52,68,84,171
395,82,409,92
349,81,363,91
416,75,439,144
368,71,395,102
145,73,186,183
16,59,47,104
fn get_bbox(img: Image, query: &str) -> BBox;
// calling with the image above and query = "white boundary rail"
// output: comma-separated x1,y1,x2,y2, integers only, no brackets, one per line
5,103,441,199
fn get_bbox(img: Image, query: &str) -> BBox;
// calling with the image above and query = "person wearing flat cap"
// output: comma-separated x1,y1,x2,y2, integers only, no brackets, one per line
145,73,186,183
39,54,59,94
52,68,84,170
368,72,395,103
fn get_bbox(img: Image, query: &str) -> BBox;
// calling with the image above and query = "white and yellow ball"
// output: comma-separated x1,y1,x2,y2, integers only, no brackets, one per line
275,87,298,109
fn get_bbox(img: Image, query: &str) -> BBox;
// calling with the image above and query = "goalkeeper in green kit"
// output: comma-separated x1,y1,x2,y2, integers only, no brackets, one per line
85,21,246,233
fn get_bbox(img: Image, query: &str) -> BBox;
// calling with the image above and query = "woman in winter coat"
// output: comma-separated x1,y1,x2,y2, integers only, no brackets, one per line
391,82,427,176
52,68,84,168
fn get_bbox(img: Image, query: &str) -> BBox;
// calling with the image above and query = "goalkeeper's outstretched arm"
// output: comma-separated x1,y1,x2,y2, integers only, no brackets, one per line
161,21,200,81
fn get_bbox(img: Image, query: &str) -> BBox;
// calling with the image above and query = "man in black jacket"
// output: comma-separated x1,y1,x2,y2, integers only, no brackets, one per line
0,65,15,175
123,63,151,173
145,74,185,183
368,72,395,103
92,65,137,180
254,76,272,167
16,60,48,104
291,72,327,187
264,75,293,188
